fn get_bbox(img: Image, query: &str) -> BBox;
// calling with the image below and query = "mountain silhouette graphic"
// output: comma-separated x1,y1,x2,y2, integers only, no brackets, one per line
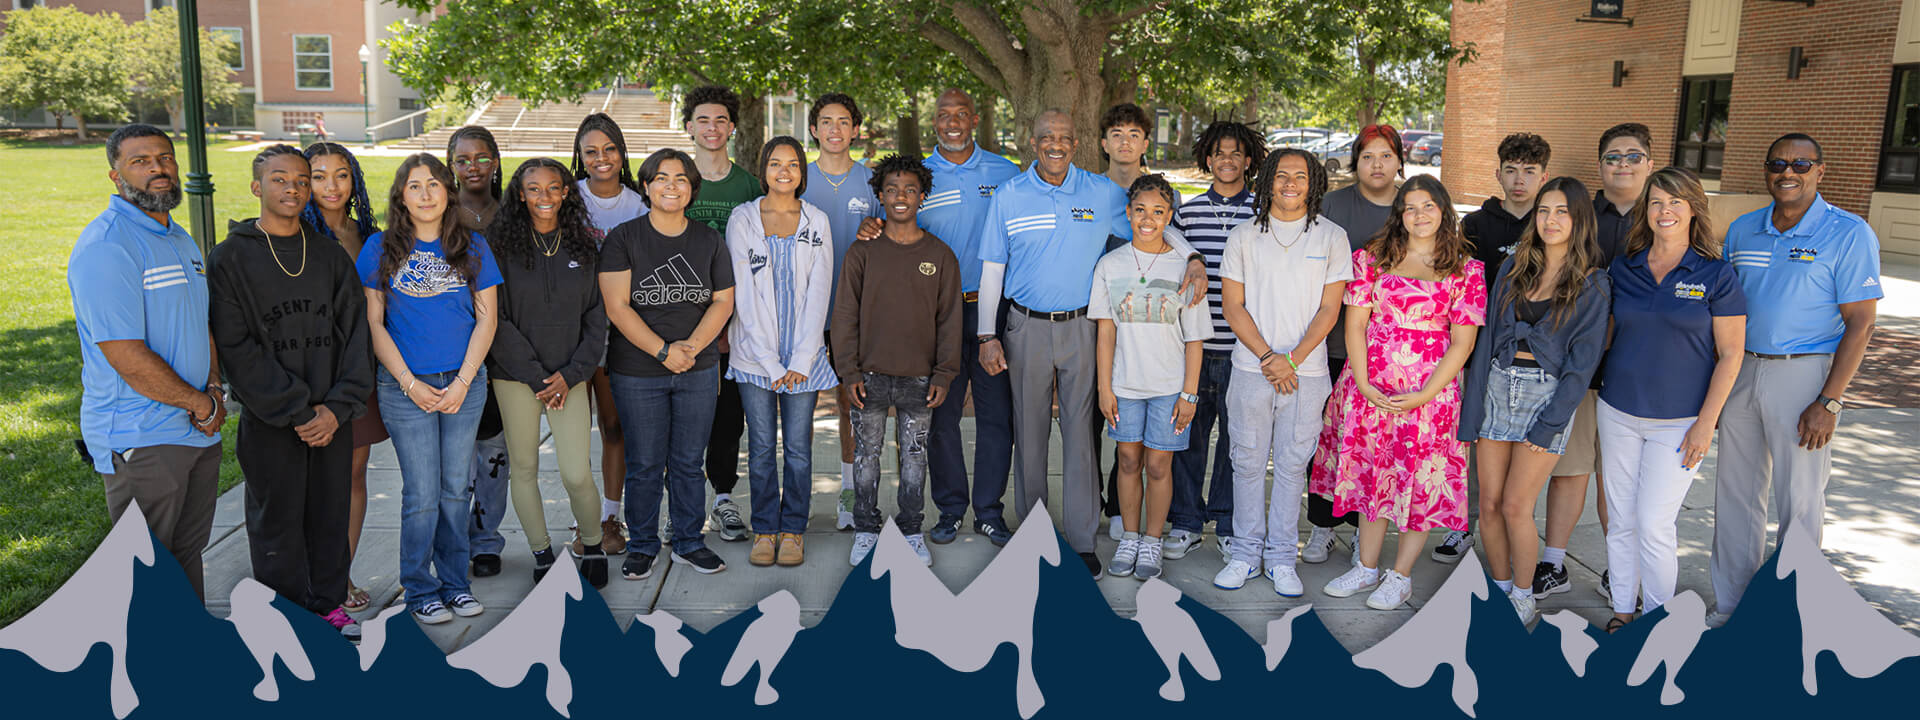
1,500,1915,718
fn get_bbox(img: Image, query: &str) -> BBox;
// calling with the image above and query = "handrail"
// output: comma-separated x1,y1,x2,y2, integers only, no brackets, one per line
366,105,437,132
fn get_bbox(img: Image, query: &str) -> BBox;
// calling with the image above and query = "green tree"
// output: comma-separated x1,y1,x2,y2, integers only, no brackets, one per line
125,7,242,134
1293,0,1464,128
0,6,130,139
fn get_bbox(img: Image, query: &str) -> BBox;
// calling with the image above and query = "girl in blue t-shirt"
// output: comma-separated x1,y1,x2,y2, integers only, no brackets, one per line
356,153,503,626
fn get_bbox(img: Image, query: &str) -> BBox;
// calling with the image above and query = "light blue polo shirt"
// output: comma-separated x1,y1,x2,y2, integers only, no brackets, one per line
978,164,1131,312
802,160,880,310
69,195,220,473
920,147,1021,293
1724,194,1882,355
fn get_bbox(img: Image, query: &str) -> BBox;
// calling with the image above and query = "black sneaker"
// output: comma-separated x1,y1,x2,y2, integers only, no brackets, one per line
531,548,556,582
974,518,1013,547
929,515,961,544
580,543,608,589
1080,552,1103,579
672,547,727,574
622,553,655,581
1534,561,1570,597
1431,530,1472,564
471,553,502,578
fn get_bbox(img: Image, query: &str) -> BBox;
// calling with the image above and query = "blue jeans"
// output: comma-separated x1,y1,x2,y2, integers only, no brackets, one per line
737,382,816,534
1170,351,1235,535
928,299,1014,525
379,367,487,609
853,373,933,535
613,365,719,557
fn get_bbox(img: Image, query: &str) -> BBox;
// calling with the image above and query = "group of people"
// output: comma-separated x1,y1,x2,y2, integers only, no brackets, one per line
70,81,1879,646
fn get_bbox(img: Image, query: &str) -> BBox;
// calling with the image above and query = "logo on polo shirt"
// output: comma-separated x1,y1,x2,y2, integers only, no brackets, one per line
1863,277,1880,288
979,184,997,198
191,258,205,275
848,198,871,216
1674,282,1707,300
1788,247,1819,263
1070,207,1096,222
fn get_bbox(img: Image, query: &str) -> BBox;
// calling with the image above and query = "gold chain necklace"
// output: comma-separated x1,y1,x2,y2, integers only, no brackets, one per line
255,220,307,277
534,229,561,257
820,165,853,190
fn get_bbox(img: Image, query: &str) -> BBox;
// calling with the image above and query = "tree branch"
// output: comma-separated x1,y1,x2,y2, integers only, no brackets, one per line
918,18,1013,100
942,1,1028,96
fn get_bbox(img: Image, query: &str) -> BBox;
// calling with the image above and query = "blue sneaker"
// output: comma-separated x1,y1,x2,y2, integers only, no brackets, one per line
973,518,1013,547
929,515,961,545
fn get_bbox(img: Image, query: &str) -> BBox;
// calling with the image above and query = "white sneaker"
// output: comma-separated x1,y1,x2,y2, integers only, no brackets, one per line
1133,538,1164,581
1161,529,1200,560
1110,536,1141,578
1267,564,1305,597
1706,610,1730,629
1510,591,1537,624
1212,558,1258,590
1109,515,1125,541
1366,570,1413,610
1301,527,1335,564
1216,534,1233,559
905,533,932,567
836,490,855,531
1323,565,1382,598
849,532,878,566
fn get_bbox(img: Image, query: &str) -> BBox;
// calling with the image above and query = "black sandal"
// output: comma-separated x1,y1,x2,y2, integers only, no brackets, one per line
1605,617,1628,634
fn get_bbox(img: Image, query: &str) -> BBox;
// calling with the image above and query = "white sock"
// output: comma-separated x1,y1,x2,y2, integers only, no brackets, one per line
1123,531,1140,542
1543,546,1567,568
601,498,620,519
1495,578,1514,594
713,493,731,509
1513,586,1534,601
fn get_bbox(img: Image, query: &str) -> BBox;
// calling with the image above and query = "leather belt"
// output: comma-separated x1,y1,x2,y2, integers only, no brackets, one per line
1012,301,1088,321
1746,350,1830,360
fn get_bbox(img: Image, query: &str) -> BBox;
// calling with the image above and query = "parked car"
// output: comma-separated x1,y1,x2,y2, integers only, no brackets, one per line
1266,127,1331,150
1409,134,1443,165
1399,129,1438,155
1306,133,1356,174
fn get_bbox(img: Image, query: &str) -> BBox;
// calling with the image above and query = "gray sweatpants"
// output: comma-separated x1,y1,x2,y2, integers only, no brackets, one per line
1227,369,1331,569
1005,310,1100,553
1710,354,1833,614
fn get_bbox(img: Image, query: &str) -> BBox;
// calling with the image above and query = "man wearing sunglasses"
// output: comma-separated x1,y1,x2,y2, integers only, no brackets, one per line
1710,133,1881,628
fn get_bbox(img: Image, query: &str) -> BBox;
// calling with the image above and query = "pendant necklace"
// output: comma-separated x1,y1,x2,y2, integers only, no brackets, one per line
255,220,307,278
1132,241,1168,283
534,229,561,257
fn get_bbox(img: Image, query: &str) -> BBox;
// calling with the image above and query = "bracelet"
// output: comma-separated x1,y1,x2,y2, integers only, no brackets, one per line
455,375,472,387
1283,354,1299,371
1260,349,1276,361
404,380,416,396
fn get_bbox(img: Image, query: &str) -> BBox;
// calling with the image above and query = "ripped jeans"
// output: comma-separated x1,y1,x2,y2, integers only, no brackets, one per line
851,373,933,535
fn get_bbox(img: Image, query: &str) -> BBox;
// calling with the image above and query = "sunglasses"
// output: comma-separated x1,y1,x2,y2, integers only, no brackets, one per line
1602,152,1648,167
1764,158,1822,174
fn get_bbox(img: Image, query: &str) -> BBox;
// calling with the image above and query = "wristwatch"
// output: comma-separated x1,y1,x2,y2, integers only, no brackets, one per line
977,334,998,345
655,346,672,363
1178,392,1200,404
1818,394,1842,414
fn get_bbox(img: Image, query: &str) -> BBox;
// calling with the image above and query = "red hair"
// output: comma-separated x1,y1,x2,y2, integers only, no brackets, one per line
1353,124,1405,172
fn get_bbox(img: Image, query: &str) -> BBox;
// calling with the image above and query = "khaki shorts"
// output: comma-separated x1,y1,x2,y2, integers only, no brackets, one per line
1551,390,1601,477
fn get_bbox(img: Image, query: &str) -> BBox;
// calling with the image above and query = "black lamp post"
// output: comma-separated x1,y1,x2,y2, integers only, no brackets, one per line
175,0,215,255
359,44,372,147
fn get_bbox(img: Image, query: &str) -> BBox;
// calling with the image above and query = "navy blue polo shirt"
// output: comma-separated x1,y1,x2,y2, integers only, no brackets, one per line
1600,248,1747,419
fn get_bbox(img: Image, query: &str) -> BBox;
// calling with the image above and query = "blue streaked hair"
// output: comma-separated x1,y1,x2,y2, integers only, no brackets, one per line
300,142,378,240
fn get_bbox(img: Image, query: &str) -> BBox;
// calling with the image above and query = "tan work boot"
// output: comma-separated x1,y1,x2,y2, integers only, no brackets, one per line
749,534,778,566
776,533,805,566
600,515,627,555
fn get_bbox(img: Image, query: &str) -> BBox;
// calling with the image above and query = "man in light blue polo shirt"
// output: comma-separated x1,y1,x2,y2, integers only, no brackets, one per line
1710,133,1881,626
69,124,226,601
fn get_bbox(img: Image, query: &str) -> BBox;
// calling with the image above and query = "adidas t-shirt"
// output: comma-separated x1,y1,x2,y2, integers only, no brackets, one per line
600,216,736,377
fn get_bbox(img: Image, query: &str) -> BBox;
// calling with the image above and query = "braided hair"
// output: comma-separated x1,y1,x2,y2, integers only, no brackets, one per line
1191,120,1266,181
1252,148,1327,232
250,143,307,180
300,142,378,240
445,125,503,200
488,158,597,271
571,112,639,193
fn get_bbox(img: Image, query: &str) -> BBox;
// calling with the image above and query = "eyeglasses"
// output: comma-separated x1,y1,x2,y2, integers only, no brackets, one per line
1602,152,1648,167
1764,158,1822,174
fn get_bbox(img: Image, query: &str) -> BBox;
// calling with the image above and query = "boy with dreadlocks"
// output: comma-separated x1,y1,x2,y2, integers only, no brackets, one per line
1212,147,1352,595
209,144,374,641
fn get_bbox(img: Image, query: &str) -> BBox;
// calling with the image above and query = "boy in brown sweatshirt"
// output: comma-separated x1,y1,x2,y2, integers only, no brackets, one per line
832,154,961,567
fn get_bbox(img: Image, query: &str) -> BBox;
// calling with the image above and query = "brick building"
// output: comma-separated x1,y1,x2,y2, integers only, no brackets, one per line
6,0,432,141
1444,0,1920,259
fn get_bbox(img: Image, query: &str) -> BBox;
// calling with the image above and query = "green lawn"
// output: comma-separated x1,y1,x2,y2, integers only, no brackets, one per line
0,138,546,625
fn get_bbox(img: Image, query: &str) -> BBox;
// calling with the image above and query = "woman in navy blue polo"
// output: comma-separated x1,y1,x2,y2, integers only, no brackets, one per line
1597,167,1746,633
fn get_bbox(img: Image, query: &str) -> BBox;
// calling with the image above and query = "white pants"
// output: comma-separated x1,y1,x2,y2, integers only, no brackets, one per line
1226,369,1331,569
1597,399,1698,615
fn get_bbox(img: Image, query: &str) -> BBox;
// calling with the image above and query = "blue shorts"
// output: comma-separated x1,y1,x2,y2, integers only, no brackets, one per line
1477,363,1569,454
1108,393,1190,452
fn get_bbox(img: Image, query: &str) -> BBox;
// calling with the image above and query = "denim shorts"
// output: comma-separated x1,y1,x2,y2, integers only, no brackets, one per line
1477,364,1568,454
1109,393,1190,452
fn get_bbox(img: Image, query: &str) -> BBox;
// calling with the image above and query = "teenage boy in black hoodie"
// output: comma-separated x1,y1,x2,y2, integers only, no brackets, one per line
209,144,374,643
1441,132,1550,566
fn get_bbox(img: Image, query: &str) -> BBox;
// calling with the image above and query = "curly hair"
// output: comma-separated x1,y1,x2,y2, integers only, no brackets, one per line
682,85,739,125
445,125,502,200
758,136,809,197
1253,148,1327,233
868,153,933,199
808,92,863,130
487,158,597,271
571,112,639,193
1625,166,1718,260
1367,175,1469,279
1497,132,1551,167
301,142,378,241
1125,173,1178,209
1500,176,1602,329
376,153,478,295
250,143,307,180
1191,120,1266,179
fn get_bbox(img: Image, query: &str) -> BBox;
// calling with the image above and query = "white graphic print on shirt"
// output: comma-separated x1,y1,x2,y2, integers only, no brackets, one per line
634,254,713,306
392,249,468,298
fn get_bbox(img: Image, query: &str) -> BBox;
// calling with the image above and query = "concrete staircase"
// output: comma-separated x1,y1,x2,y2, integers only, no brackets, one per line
411,88,692,156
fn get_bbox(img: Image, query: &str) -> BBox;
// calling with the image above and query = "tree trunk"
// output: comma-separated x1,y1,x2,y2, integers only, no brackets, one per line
976,98,999,154
732,92,769,164
74,114,89,140
1176,111,1195,155
895,90,922,158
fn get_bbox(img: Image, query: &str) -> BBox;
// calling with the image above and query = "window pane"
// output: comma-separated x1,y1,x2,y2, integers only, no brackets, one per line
294,36,329,55
1704,147,1723,176
296,55,330,71
296,71,330,90
1679,146,1701,172
1894,69,1920,148
1883,153,1918,185
1681,81,1707,142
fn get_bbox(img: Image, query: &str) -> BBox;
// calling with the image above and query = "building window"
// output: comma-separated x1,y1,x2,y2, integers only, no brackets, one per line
398,97,424,111
1674,75,1731,179
144,0,173,14
13,1,45,10
1880,65,1920,193
282,111,320,134
293,35,332,91
210,27,244,72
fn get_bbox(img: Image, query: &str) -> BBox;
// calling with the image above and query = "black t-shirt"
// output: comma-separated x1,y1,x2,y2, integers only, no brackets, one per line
599,216,735,377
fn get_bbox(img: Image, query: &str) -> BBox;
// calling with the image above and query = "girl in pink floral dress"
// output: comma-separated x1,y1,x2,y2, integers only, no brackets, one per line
1311,175,1486,610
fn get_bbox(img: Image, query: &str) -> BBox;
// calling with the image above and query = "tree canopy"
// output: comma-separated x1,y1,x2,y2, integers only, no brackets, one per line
126,7,242,134
0,6,130,138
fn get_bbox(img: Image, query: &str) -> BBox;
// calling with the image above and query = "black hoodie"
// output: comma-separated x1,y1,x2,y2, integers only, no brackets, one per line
485,231,607,391
1463,195,1530,292
208,218,373,428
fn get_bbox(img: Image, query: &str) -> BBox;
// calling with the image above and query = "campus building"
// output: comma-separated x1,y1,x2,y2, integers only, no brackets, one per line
1444,0,1920,260
5,0,432,141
